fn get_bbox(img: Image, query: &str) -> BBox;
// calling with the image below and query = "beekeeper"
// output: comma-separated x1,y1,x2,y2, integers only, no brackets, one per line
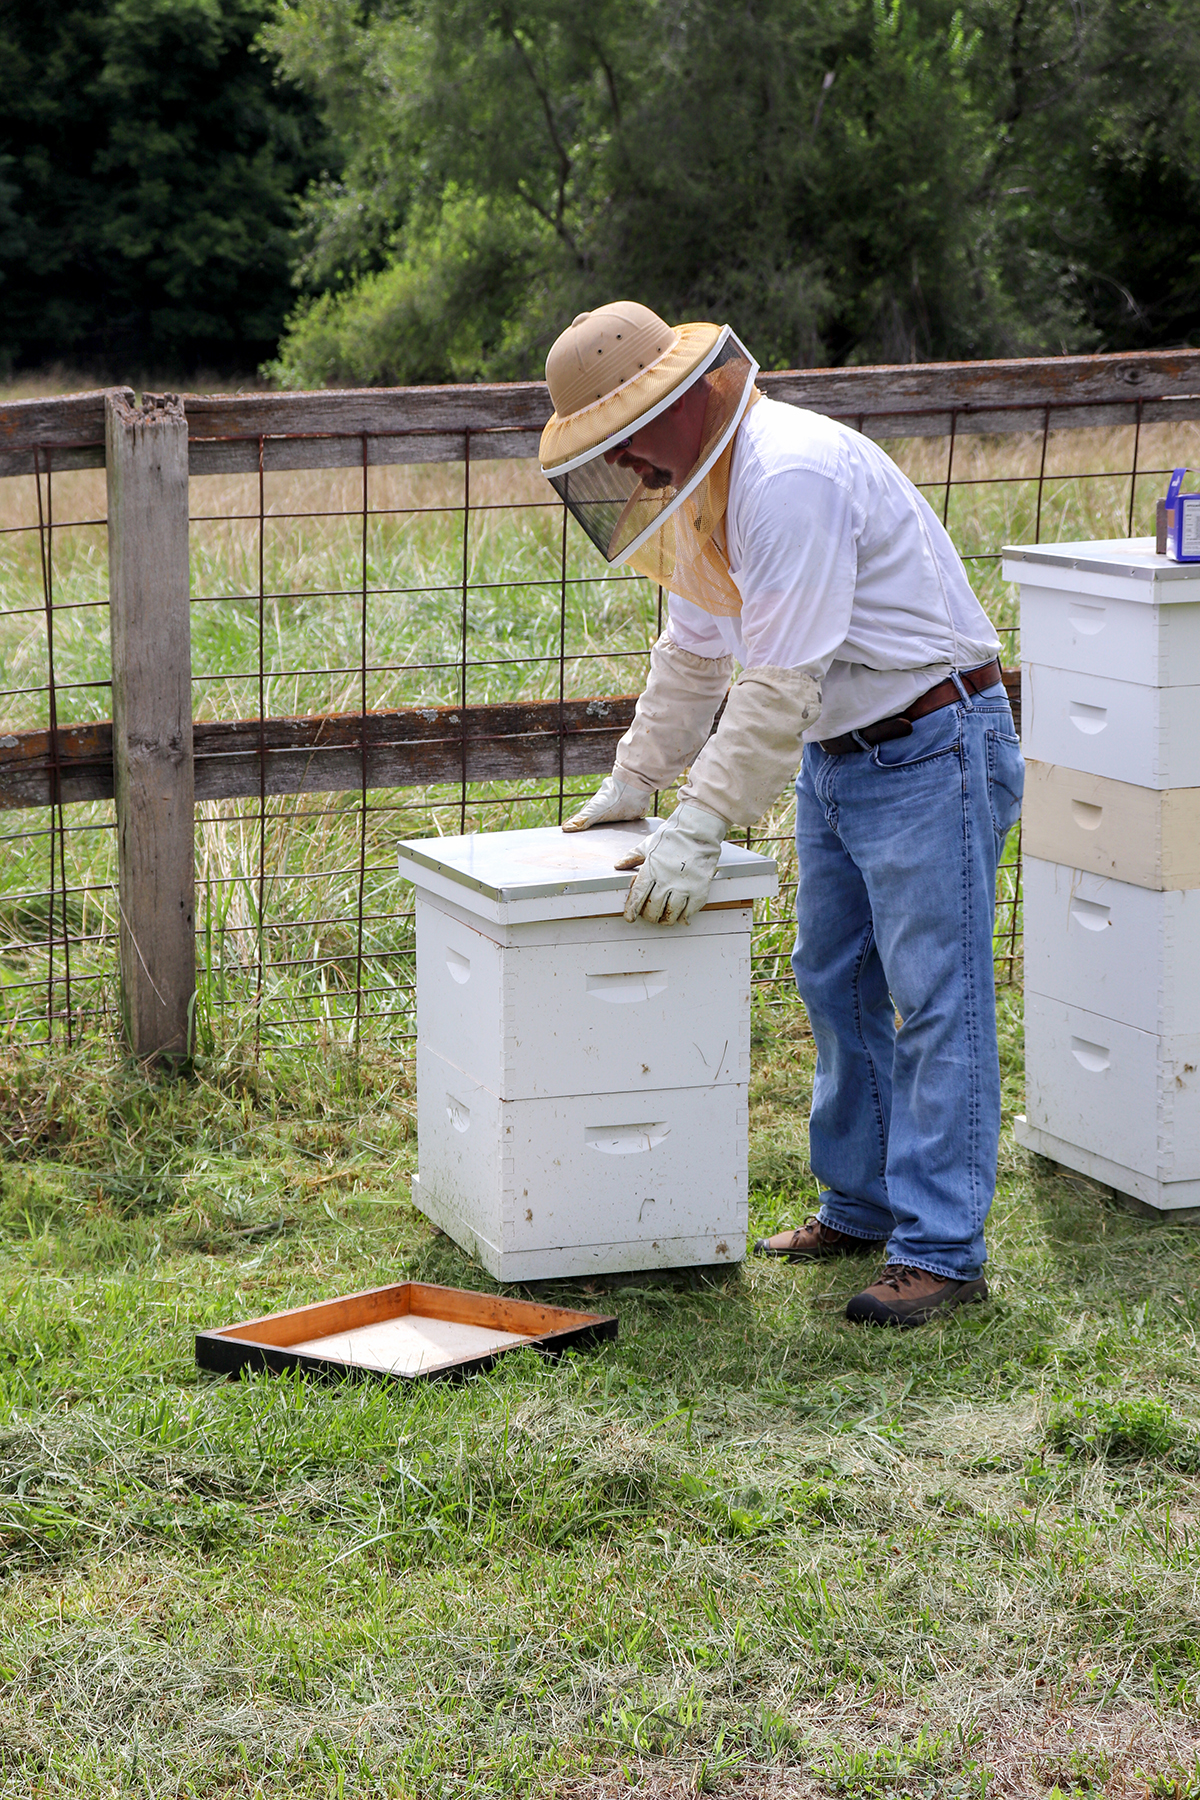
539,301,1024,1330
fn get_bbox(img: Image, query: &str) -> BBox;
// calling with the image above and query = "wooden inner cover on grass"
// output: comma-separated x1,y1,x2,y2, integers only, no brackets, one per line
198,1281,617,1381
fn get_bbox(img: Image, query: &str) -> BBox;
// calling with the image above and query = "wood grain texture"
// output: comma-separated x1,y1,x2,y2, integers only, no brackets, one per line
186,427,545,477
1022,760,1200,891
0,388,134,478
200,1281,616,1364
4,351,1198,478
0,696,640,811
0,679,1025,814
106,393,195,1062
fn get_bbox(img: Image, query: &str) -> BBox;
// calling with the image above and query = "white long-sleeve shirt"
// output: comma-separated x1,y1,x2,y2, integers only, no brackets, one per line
665,398,1001,741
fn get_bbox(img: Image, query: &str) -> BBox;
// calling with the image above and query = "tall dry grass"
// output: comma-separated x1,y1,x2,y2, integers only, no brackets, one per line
2,382,1197,1047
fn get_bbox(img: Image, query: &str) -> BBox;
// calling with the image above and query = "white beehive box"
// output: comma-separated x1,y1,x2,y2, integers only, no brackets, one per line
1009,541,1200,786
1007,537,1200,686
1009,537,1200,1213
1021,858,1200,1035
1018,992,1200,1186
1018,583,1200,688
1020,664,1200,788
397,821,777,1280
415,897,750,1098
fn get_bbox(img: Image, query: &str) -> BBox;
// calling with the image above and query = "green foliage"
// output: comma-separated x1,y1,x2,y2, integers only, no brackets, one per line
266,0,1200,388
0,0,329,375
1046,1395,1200,1468
272,191,546,387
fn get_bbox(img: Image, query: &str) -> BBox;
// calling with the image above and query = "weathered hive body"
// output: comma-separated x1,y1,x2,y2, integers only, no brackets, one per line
397,821,777,1278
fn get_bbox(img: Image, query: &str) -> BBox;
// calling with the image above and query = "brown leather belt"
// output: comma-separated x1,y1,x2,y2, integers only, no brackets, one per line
819,659,1003,755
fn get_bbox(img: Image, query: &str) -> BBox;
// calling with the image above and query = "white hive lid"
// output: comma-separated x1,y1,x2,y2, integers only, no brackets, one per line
397,820,777,922
1002,536,1200,600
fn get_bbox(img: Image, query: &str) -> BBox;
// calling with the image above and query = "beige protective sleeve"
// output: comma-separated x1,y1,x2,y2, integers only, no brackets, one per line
613,634,735,793
677,665,823,827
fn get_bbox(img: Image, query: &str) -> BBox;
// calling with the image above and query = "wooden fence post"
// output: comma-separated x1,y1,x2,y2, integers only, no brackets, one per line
105,393,194,1063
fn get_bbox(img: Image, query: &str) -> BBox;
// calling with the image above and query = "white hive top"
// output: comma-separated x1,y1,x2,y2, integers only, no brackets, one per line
397,820,777,922
1002,536,1200,600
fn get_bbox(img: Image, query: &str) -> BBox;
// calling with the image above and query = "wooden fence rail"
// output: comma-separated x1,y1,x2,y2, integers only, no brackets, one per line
2,346,1199,477
2,349,1199,1057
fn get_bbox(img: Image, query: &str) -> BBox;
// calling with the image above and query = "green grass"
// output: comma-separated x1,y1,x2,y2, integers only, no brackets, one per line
1,1003,1200,1797
3,394,1200,1791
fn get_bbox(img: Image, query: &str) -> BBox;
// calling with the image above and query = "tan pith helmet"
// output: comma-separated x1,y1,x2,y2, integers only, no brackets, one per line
540,302,722,472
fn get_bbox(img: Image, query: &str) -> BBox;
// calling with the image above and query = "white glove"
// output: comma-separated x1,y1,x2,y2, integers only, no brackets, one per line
679,665,822,826
617,802,728,926
561,772,653,833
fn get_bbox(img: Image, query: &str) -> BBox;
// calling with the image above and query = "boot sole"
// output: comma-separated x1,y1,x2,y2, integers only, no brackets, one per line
753,1236,887,1262
845,1278,989,1327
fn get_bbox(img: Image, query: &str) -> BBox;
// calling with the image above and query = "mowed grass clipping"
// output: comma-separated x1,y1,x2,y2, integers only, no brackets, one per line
3,998,1200,1797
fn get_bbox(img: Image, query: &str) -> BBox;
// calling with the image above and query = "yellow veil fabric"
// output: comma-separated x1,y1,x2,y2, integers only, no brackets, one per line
625,380,762,618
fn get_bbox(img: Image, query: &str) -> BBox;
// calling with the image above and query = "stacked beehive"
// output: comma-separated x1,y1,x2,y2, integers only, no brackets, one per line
397,820,777,1280
1007,537,1200,1213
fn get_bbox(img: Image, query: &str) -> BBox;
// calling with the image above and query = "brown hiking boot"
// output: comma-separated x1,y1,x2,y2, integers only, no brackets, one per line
845,1263,988,1328
753,1217,886,1261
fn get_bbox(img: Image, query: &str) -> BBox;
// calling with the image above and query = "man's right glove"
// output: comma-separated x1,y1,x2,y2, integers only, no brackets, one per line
616,801,728,925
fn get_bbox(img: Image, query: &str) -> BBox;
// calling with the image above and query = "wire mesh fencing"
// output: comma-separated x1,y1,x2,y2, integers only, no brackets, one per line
0,449,117,1046
3,364,1199,1052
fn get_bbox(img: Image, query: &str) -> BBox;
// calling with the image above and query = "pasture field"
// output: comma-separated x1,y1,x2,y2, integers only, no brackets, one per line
2,392,1195,1049
2,1000,1200,1797
2,384,1200,1794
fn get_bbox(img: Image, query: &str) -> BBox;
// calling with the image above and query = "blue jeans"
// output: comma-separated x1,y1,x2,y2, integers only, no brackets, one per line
791,682,1024,1279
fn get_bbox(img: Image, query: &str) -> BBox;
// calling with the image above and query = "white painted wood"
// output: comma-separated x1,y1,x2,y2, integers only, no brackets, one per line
1019,584,1200,688
1021,859,1200,1035
1013,1116,1200,1213
1021,663,1200,788
414,1045,748,1279
396,820,777,925
1023,992,1200,1181
405,822,771,1276
412,1177,749,1279
415,896,750,1100
1021,760,1200,890
105,393,194,1062
289,1314,532,1375
414,885,753,950
1003,538,1200,605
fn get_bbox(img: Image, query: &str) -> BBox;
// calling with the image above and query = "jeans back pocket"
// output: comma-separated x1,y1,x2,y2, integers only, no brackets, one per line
987,727,1024,845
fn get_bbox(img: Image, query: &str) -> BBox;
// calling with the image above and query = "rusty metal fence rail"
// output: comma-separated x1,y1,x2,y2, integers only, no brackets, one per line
2,349,1199,1057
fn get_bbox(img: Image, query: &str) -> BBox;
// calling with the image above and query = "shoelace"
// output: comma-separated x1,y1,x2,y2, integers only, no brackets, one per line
878,1264,927,1293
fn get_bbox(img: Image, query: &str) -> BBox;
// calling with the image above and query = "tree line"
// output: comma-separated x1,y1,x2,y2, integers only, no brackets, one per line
2,0,1197,383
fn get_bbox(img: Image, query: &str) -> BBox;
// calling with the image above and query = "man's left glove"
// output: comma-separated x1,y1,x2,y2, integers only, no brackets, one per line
615,802,727,925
